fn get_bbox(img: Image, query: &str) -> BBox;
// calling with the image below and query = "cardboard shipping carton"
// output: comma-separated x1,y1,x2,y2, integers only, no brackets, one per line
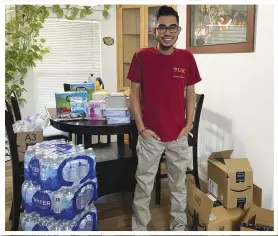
240,204,274,231
16,131,43,162
207,150,253,209
186,178,245,231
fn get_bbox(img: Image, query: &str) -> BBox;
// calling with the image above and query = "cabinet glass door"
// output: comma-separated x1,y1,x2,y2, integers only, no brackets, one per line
119,6,144,90
146,6,160,48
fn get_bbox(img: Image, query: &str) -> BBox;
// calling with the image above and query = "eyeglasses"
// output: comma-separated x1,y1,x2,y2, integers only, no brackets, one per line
156,24,179,34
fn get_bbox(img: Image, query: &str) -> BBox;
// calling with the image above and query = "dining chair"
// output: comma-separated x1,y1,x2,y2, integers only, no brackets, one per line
5,109,24,230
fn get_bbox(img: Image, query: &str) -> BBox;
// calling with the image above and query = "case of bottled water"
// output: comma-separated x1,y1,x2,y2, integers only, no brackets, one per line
21,139,99,231
21,203,97,231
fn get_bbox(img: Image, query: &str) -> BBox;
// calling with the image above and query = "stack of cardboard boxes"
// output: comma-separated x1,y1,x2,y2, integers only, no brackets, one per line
186,150,274,231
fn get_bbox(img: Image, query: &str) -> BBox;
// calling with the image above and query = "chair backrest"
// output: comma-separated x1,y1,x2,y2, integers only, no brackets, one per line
6,100,15,125
11,92,22,121
189,94,204,141
5,110,21,183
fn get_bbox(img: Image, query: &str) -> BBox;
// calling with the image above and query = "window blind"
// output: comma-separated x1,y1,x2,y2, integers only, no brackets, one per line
33,19,101,114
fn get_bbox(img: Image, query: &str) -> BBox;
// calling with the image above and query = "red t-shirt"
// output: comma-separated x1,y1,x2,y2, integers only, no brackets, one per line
127,47,202,142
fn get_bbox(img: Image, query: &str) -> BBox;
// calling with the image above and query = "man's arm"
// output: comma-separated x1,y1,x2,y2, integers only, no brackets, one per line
185,85,196,128
129,82,160,140
178,85,196,139
130,82,144,132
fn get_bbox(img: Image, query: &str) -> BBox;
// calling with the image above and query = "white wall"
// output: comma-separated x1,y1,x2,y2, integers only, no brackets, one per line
20,4,274,209
177,5,274,210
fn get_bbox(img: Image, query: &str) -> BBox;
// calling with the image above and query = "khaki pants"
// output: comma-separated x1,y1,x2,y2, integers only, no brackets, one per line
132,135,189,231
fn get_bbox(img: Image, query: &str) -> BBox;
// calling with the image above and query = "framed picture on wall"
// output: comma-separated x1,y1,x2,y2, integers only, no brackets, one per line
186,5,256,53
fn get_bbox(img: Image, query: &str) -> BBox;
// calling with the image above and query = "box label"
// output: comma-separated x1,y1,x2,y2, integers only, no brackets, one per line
236,171,245,183
209,213,216,221
208,178,218,198
207,193,217,202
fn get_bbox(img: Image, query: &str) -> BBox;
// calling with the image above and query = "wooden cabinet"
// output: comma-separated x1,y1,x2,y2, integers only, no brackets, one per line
116,5,176,92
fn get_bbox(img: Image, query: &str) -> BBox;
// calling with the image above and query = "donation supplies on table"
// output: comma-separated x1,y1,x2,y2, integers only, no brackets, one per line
56,84,131,124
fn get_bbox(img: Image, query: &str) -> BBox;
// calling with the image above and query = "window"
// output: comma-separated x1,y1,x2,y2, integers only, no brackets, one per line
33,19,101,114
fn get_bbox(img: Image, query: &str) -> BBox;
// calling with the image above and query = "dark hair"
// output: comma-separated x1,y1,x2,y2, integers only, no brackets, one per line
155,5,179,24
96,77,104,89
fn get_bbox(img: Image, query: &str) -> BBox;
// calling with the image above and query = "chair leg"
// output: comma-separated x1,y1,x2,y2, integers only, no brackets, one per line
129,133,132,149
192,144,201,189
107,135,111,144
68,132,72,141
155,162,161,205
11,183,21,231
9,201,13,220
75,134,83,145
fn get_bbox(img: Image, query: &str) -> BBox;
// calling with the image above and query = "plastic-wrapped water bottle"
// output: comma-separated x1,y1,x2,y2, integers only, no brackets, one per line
78,150,89,180
50,220,63,231
32,189,53,216
86,147,96,177
23,213,38,231
69,159,80,183
77,182,93,210
21,180,29,209
21,212,27,230
73,203,97,231
24,146,34,180
39,155,50,187
53,189,64,214
29,150,42,185
33,216,55,231
24,182,40,213
47,158,60,190
62,220,75,231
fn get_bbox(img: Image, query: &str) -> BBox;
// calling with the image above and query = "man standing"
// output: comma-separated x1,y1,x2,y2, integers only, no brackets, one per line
127,5,202,231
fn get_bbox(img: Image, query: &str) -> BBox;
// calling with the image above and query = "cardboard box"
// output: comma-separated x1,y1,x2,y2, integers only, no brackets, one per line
240,204,274,231
207,150,253,209
64,83,95,100
16,131,43,162
186,178,245,231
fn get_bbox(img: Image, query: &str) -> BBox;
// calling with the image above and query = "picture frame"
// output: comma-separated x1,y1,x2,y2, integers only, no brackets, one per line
186,5,256,54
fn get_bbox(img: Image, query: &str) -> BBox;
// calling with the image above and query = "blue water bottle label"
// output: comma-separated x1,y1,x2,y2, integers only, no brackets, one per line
32,191,52,216
58,155,96,187
32,224,49,231
29,158,40,185
55,143,72,153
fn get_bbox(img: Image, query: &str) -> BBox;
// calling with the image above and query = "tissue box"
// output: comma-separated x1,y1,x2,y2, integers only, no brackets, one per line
102,108,129,117
105,95,128,109
106,117,130,125
55,92,88,120
88,100,105,120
